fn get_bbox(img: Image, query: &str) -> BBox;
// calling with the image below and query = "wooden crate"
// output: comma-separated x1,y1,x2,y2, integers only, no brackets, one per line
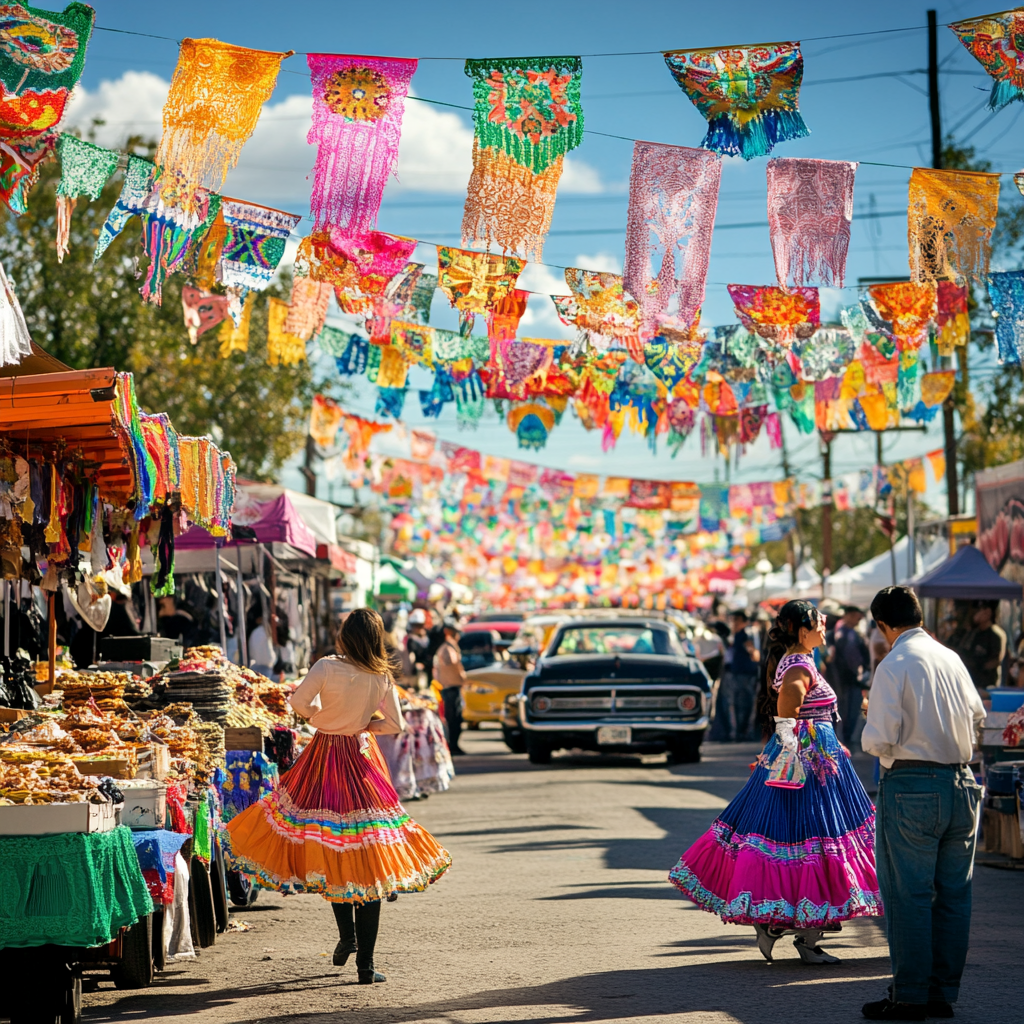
72,758,134,780
223,727,263,752
0,707,31,724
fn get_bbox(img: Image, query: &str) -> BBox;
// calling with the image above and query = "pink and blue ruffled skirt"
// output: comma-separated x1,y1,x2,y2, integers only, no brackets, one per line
669,721,881,928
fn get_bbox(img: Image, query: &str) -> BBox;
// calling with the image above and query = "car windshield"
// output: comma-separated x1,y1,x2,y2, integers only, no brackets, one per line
552,626,679,656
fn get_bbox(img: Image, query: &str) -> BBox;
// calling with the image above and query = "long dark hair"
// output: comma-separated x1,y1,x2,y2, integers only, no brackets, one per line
757,600,822,725
336,608,394,678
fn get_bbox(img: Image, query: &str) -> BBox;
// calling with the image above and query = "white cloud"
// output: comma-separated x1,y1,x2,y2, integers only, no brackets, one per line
63,75,602,207
573,250,621,273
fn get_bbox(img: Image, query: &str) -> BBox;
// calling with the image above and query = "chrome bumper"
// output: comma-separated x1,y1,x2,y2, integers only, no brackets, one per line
518,707,709,733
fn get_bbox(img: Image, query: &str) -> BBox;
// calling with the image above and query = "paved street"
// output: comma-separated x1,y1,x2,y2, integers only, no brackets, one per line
84,730,1022,1024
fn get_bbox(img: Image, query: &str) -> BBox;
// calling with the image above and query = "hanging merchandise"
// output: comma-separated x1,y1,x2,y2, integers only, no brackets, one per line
181,284,230,344
436,246,524,335
623,142,721,335
663,42,810,160
933,281,970,355
461,56,583,260
728,284,819,345
864,282,937,350
93,154,154,261
309,394,345,447
0,258,32,366
54,134,119,261
950,10,1024,111
156,38,290,191
643,335,703,389
0,3,95,141
766,158,857,287
365,263,436,342
307,53,417,232
283,278,332,341
987,269,1024,364
907,167,1000,285
792,328,857,381
266,297,307,366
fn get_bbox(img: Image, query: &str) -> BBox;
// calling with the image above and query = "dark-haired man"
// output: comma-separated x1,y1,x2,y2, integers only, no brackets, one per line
827,605,871,746
955,600,1006,693
860,586,985,1023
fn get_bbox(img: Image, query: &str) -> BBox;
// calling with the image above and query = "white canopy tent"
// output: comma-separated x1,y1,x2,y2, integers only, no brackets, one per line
826,537,947,609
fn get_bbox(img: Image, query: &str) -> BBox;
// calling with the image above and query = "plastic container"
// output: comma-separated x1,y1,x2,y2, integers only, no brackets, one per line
118,781,167,830
986,763,1022,795
989,689,1024,713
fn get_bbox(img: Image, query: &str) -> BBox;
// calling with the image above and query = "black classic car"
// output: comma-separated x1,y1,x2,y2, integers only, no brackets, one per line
512,618,711,764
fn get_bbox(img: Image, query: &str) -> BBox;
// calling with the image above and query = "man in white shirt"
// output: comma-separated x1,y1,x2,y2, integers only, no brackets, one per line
860,586,985,1023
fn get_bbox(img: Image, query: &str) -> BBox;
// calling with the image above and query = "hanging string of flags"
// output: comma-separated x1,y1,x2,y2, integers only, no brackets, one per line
0,4,1014,456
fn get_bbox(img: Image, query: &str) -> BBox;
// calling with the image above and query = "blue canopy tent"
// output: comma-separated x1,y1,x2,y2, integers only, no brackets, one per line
912,544,1023,602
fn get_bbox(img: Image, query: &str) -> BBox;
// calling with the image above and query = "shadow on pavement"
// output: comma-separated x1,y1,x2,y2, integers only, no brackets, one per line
83,958,898,1024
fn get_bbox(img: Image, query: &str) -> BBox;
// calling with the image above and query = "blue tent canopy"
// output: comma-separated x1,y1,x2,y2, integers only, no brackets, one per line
913,544,1023,601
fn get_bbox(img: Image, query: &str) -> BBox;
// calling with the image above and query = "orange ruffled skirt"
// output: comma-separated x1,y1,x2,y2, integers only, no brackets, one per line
224,730,451,903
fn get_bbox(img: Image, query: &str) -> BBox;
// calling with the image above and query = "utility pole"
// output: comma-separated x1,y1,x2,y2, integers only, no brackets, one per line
928,8,960,516
301,435,317,497
780,422,801,586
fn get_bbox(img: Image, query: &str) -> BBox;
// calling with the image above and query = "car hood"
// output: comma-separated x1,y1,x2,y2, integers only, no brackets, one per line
533,653,707,683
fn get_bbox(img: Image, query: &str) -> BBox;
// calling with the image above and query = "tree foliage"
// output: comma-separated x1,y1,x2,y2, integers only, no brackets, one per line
0,138,321,480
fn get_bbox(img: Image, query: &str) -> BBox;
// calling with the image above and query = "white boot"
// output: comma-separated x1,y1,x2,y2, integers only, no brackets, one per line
793,930,841,964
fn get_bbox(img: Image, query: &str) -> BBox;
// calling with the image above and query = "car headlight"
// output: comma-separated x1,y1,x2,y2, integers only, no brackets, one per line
532,695,552,713
677,694,698,712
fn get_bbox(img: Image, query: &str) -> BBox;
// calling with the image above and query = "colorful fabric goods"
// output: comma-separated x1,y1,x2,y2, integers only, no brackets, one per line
486,288,529,342
205,197,301,304
0,131,55,214
934,281,970,355
864,281,936,350
436,246,525,334
950,10,1024,111
266,297,308,366
553,269,642,347
461,57,583,260
0,258,31,366
919,370,956,408
93,154,154,261
218,291,254,357
766,158,857,287
157,38,290,190
283,278,332,341
306,53,417,232
669,652,878,927
907,167,1000,285
224,730,451,902
55,133,118,260
178,435,236,535
728,284,819,345
0,2,95,142
181,284,230,344
309,393,345,448
624,142,721,335
987,269,1024,364
663,42,810,160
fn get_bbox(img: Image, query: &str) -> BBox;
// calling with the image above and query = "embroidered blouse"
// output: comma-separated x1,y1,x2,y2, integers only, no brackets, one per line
289,655,405,736
773,651,837,722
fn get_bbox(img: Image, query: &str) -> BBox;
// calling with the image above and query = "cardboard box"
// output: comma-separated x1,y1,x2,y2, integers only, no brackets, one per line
224,727,263,752
0,707,31,724
72,758,134,780
0,800,119,835
135,744,170,781
119,781,167,830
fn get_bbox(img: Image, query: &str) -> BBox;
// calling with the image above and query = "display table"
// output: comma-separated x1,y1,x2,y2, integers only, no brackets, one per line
0,826,153,949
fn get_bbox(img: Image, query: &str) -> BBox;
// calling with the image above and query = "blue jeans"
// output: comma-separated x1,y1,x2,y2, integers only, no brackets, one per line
875,765,982,1005
717,671,758,742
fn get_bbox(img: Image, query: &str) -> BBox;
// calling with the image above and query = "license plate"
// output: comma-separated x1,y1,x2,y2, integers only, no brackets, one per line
597,726,631,745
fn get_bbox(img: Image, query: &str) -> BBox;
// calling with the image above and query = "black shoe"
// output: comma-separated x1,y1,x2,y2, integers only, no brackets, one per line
332,940,357,967
358,967,386,984
926,1001,954,1019
862,997,926,1021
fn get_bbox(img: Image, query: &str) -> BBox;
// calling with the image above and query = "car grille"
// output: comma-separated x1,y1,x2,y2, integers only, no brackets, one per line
547,697,613,711
614,696,680,710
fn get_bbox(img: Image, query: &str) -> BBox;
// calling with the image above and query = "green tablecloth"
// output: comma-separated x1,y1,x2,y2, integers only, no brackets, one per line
0,825,154,949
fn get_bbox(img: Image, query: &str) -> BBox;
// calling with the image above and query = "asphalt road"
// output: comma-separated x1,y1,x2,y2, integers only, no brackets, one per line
82,730,1022,1024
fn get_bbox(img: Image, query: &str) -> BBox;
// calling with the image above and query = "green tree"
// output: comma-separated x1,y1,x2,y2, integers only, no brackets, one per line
0,136,327,480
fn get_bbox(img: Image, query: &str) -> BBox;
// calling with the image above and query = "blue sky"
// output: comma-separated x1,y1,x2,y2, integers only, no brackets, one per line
71,2,1015,503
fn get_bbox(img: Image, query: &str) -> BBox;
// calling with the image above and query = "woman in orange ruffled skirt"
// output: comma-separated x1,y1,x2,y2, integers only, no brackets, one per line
225,609,451,983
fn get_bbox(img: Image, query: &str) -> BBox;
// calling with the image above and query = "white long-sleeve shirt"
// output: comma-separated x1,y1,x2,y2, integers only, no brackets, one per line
862,627,985,768
289,655,405,736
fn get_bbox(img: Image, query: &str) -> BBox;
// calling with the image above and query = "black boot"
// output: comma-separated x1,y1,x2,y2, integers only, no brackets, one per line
330,902,357,967
355,900,385,983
